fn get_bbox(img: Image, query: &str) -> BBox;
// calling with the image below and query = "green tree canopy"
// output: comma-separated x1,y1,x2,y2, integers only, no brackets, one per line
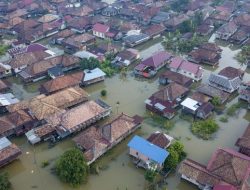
164,147,179,170
56,148,89,187
191,119,219,140
0,172,11,190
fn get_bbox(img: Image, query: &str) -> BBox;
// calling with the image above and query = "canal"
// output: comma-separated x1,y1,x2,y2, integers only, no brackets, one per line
1,38,250,190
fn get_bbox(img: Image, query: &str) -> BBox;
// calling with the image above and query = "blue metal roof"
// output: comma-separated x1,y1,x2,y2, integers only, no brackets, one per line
127,135,169,164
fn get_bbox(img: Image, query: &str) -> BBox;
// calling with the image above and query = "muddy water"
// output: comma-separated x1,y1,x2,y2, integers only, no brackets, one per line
1,40,250,190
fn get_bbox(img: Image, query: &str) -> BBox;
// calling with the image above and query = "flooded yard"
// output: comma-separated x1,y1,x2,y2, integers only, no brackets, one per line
1,39,250,190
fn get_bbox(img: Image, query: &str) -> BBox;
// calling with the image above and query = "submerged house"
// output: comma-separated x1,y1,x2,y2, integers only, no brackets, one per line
168,57,203,81
145,82,189,119
0,93,19,113
40,72,84,94
179,148,250,190
128,135,169,170
0,137,21,168
134,51,172,78
81,68,106,86
239,82,250,104
46,100,111,138
208,67,244,93
73,113,143,164
215,21,238,41
235,124,250,157
112,49,139,67
159,70,193,87
147,131,173,149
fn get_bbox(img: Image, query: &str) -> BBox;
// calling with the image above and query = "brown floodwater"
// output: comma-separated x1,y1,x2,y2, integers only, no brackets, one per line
1,39,250,190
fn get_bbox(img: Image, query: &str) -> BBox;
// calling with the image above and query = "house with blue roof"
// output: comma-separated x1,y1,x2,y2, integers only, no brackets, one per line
127,135,169,170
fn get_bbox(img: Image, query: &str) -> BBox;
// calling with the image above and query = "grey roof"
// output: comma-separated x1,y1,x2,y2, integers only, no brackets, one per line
0,93,19,106
208,73,242,92
0,137,11,151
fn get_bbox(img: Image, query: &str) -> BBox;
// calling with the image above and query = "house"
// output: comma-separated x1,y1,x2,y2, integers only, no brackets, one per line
7,87,89,121
40,72,84,94
159,70,193,87
229,26,250,45
6,109,36,136
112,49,139,67
145,82,189,119
92,23,112,39
67,17,91,34
181,97,202,115
235,124,250,157
239,82,250,106
147,131,173,149
81,68,106,86
179,148,250,190
102,6,118,17
0,93,19,113
47,65,64,79
123,33,150,47
142,24,166,39
46,100,111,138
196,102,214,119
191,92,211,104
18,55,80,83
0,137,21,167
168,57,203,81
0,80,9,92
164,14,189,31
7,51,52,73
73,114,143,164
134,51,172,78
208,67,244,93
197,84,230,104
128,135,169,170
188,48,221,66
0,116,15,137
61,33,95,54
51,29,74,45
151,11,170,24
25,124,56,144
215,21,238,41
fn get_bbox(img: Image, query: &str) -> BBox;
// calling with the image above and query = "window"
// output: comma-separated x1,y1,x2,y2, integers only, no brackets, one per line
136,152,138,155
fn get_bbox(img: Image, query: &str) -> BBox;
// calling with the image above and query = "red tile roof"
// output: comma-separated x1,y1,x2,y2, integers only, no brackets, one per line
93,23,109,33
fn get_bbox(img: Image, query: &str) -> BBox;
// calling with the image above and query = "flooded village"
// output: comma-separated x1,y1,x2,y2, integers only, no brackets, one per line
0,0,250,190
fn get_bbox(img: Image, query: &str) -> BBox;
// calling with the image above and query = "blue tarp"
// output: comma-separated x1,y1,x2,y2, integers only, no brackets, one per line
128,135,169,164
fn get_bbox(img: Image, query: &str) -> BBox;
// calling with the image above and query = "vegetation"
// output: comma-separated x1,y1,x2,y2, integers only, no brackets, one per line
144,169,157,182
100,89,107,97
0,172,11,190
219,116,228,123
162,32,206,54
226,103,241,116
79,57,118,77
0,45,8,56
211,96,221,107
147,113,175,130
164,141,186,170
41,160,50,168
55,149,89,187
191,119,219,140
235,45,250,64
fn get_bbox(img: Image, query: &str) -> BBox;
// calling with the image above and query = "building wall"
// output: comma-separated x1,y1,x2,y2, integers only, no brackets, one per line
129,148,150,163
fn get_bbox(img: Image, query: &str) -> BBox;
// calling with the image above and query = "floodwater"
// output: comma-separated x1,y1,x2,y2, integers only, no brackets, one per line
1,38,250,190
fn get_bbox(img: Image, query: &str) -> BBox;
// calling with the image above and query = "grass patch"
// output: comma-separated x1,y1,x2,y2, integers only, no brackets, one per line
191,119,219,140
219,116,228,123
226,102,242,116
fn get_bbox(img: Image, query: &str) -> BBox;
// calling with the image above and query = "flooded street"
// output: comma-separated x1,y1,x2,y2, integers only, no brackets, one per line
2,39,250,190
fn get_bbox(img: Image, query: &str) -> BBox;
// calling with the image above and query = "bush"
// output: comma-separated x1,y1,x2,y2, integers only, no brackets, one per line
144,169,157,182
191,119,219,140
0,172,11,190
56,149,89,187
41,160,50,168
226,103,241,116
219,116,228,123
164,141,186,170
101,89,107,97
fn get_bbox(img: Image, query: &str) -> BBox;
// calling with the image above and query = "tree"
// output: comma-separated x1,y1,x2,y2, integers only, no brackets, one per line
171,0,189,12
0,45,8,56
144,169,157,183
164,147,179,170
179,20,193,33
101,89,107,96
191,119,219,140
0,172,11,190
56,149,89,187
79,57,100,70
